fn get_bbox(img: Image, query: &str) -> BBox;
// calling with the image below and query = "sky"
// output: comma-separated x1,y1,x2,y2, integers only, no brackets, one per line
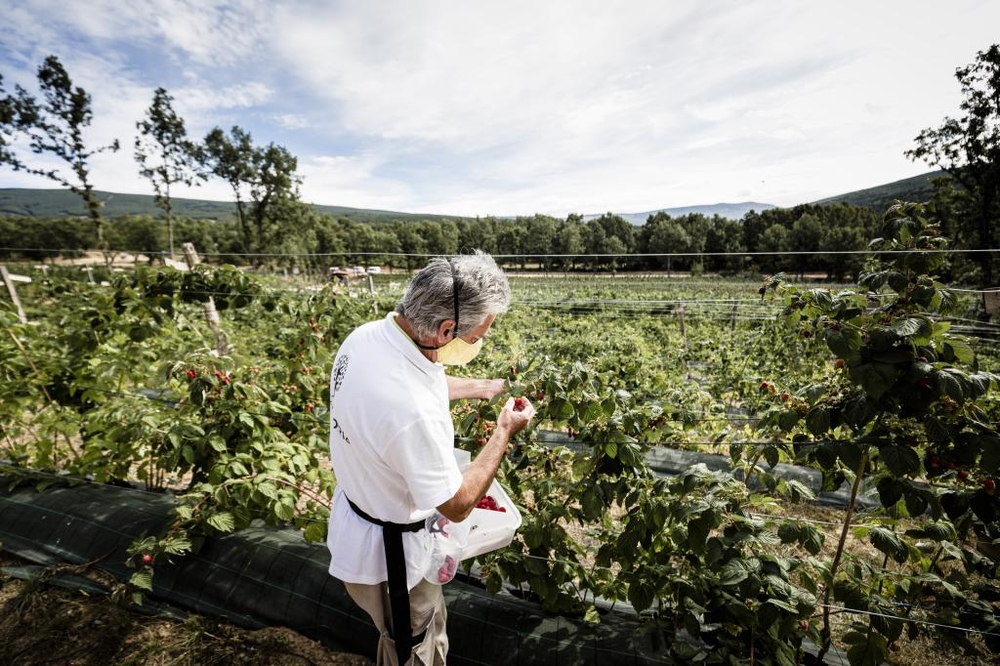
1,1,998,219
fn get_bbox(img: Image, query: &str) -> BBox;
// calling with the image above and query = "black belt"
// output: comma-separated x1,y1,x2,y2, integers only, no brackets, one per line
346,496,426,665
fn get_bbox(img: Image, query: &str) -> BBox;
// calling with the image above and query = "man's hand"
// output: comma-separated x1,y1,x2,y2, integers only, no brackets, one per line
437,394,536,522
498,395,535,437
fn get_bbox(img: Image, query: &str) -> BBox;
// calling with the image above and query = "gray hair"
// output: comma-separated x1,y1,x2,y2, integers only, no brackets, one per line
395,250,511,339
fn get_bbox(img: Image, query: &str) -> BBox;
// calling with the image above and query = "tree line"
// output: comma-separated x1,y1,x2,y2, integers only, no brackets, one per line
2,47,999,286
0,201,959,283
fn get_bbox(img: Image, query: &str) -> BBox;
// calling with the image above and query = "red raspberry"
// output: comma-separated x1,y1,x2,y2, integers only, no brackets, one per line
514,397,527,411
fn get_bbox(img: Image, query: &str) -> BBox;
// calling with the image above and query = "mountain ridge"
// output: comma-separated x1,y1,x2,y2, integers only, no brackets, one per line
0,170,946,224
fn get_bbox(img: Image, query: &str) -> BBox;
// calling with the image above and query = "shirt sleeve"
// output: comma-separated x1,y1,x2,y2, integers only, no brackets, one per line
384,415,463,511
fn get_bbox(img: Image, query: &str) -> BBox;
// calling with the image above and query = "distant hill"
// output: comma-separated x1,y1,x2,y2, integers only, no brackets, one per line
0,170,949,223
812,170,949,211
0,188,471,224
585,202,776,225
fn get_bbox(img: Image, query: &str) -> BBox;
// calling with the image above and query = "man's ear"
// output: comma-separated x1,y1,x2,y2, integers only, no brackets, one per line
436,319,456,342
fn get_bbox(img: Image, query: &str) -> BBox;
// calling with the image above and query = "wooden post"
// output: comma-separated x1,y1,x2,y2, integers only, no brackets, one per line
182,243,230,356
985,289,999,316
730,299,738,331
367,273,378,315
677,300,689,352
1,265,28,324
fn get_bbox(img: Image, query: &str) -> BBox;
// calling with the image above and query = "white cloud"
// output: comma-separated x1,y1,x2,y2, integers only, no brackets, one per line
274,113,309,130
3,0,1000,216
175,82,274,112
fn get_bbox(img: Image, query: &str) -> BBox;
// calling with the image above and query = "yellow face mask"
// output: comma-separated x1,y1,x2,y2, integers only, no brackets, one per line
435,335,483,366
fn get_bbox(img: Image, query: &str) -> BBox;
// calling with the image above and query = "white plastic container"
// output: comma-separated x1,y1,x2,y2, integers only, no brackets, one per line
453,449,522,559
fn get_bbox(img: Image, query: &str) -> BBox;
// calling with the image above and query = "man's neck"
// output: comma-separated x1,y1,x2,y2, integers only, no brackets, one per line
393,314,438,363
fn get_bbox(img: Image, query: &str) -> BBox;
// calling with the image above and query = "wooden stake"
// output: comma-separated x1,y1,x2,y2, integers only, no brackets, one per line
677,300,689,352
182,243,230,356
1,265,28,324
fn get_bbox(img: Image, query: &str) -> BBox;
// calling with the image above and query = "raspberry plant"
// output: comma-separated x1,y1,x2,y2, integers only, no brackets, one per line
756,202,1000,663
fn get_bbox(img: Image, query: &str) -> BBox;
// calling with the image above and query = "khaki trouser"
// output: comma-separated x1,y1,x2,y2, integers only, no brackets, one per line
344,579,448,665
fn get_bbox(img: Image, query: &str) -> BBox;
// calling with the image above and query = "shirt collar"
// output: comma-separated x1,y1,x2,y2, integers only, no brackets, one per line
385,312,443,376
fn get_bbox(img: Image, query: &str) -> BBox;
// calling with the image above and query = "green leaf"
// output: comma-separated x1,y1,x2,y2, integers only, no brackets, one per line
879,445,922,477
275,502,295,522
846,633,888,666
869,527,908,563
923,417,951,443
876,476,905,507
980,436,1000,474
718,559,753,586
943,338,975,364
627,578,655,612
547,398,575,420
784,479,816,503
129,570,153,591
303,521,327,543
932,368,967,401
523,525,544,549
765,597,798,613
805,408,831,437
687,515,711,554
207,512,236,532
837,442,865,472
803,525,825,555
891,316,932,338
849,362,898,399
777,409,800,432
843,396,877,431
826,327,863,358
581,487,604,522
256,481,279,500
161,534,192,555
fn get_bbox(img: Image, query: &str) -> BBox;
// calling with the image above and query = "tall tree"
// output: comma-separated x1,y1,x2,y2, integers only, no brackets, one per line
521,215,557,271
790,212,823,280
1,56,120,247
906,43,1000,290
201,126,302,263
551,215,584,271
641,213,691,272
135,87,204,259
704,216,745,274
0,75,20,169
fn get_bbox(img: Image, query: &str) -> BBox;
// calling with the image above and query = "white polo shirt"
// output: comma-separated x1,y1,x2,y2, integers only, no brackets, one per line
326,312,464,590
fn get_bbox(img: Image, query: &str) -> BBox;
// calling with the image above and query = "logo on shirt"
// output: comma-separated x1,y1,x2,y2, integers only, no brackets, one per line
332,354,349,396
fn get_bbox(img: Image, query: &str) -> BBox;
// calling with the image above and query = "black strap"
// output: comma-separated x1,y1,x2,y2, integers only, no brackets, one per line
347,497,424,665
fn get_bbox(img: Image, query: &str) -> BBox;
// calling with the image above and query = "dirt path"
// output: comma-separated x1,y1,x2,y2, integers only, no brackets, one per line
0,552,373,666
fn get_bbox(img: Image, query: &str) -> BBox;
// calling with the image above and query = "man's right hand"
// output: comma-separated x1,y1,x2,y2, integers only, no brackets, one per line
498,395,535,437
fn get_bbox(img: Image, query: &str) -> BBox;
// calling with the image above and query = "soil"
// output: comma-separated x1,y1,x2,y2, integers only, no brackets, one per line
0,551,373,666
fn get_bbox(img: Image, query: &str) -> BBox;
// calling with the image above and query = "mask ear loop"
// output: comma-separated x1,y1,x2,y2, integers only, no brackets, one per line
449,260,460,338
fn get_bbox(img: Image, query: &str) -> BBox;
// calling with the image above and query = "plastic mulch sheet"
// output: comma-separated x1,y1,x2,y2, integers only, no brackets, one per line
0,475,673,665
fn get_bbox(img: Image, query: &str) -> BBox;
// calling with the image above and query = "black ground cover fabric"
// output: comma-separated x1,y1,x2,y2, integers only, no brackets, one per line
0,475,672,665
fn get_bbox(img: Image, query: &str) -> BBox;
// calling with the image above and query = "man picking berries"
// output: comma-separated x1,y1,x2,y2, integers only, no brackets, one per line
326,251,535,665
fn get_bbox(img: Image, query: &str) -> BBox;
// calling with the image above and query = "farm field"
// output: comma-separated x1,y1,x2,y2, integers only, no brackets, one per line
2,225,1000,664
